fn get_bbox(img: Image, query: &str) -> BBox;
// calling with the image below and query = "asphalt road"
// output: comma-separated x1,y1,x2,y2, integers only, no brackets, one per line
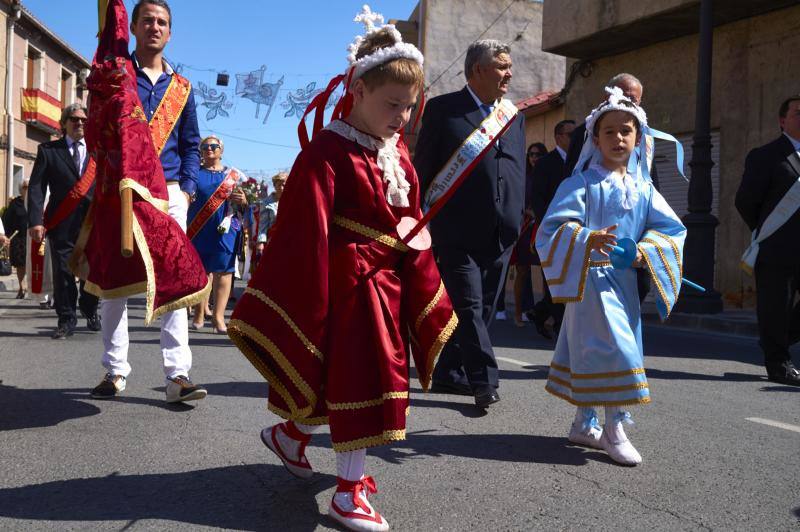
0,290,798,531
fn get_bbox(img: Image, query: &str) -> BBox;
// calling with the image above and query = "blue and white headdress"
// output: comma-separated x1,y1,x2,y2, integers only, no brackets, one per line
573,86,686,185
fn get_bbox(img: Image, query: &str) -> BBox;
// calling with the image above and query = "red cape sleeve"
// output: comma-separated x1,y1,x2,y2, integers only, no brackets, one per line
228,142,335,423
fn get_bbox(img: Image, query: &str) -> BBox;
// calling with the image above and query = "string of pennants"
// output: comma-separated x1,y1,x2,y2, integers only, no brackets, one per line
176,63,338,124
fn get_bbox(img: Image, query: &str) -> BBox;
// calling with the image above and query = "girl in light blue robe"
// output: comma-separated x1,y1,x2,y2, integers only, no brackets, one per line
535,88,686,466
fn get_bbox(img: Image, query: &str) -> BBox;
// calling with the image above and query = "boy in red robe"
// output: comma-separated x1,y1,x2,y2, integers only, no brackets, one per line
228,7,456,531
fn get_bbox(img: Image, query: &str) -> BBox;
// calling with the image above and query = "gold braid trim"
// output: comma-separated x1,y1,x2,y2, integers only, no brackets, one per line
550,228,599,303
545,384,652,407
152,279,211,323
415,281,444,332
332,215,409,252
590,260,611,267
547,374,649,393
649,230,683,276
132,216,158,325
119,178,170,214
540,223,568,268
68,202,94,278
550,362,646,380
326,391,409,411
637,244,672,316
421,312,458,392
83,280,147,300
226,319,318,413
331,429,407,453
546,223,580,285
244,287,324,362
641,237,678,298
268,403,328,426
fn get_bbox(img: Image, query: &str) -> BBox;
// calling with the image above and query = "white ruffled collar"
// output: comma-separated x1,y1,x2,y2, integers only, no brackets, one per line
325,120,410,208
590,163,640,211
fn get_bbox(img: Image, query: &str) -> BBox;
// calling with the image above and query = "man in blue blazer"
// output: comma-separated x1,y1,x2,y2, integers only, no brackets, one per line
414,40,526,408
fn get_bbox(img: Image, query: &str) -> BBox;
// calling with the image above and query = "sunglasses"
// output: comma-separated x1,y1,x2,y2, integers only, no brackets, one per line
527,152,543,158
201,143,221,151
68,116,87,123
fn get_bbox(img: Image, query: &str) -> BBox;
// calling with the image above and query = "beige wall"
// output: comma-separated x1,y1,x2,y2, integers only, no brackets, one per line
559,5,800,306
523,106,566,152
419,0,564,101
543,0,691,52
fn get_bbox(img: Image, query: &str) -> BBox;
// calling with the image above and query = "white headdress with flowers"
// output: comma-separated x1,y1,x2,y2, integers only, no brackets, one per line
574,86,650,211
346,5,424,83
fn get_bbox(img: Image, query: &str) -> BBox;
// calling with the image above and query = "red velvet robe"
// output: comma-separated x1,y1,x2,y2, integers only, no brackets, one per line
228,124,457,452
70,0,209,324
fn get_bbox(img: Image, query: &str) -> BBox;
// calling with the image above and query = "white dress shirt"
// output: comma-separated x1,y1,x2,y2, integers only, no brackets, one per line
66,135,86,173
784,132,800,154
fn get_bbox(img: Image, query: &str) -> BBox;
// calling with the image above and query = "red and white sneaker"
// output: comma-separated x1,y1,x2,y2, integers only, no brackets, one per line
328,476,389,531
260,422,314,479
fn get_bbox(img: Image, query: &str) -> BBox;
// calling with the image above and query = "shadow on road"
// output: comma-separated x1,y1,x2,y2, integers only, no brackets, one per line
646,368,765,383
0,383,100,430
308,429,602,467
0,464,339,531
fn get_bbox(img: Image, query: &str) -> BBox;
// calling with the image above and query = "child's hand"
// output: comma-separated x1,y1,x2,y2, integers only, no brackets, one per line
632,250,646,268
590,224,618,257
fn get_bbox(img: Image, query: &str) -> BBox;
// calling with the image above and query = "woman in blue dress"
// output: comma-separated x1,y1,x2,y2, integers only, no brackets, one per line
536,88,686,466
188,135,249,333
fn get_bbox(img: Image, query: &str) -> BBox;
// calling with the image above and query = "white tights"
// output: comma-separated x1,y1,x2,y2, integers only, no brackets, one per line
275,421,366,481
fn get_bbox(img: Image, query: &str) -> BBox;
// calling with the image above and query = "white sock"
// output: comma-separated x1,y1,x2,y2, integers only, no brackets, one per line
293,422,319,435
273,421,318,461
336,448,367,481
604,407,633,443
573,407,599,432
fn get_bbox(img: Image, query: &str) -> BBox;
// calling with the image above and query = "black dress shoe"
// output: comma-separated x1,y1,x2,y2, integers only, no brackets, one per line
52,325,74,340
430,380,472,396
86,315,101,332
534,320,553,340
767,361,800,387
474,386,500,408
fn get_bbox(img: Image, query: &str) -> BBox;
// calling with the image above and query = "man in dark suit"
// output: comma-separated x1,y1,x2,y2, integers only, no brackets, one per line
28,103,99,339
530,119,575,336
414,40,526,408
735,95,800,387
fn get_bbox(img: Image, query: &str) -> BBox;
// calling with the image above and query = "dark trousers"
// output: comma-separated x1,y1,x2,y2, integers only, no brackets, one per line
636,268,651,304
755,261,800,372
433,245,512,389
534,269,564,329
49,235,98,328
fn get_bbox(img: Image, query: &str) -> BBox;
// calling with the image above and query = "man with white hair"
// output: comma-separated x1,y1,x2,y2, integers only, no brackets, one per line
414,39,526,408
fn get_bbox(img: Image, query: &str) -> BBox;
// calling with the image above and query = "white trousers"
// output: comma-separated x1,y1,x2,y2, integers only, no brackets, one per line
101,184,192,381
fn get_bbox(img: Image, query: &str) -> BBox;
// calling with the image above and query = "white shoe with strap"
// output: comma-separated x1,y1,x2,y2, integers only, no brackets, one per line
261,422,314,479
328,476,389,531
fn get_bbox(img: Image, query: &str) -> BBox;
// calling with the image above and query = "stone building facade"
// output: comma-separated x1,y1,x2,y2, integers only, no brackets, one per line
391,0,565,150
0,0,90,206
542,0,800,307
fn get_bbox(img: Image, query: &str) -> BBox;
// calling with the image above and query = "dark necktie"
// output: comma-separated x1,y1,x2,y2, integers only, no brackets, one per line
72,141,82,174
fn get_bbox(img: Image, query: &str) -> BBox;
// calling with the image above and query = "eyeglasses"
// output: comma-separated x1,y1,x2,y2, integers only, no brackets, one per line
201,143,221,151
527,152,543,158
68,116,87,123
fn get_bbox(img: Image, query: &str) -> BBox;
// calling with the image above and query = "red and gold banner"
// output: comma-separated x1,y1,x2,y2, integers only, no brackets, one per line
21,89,61,132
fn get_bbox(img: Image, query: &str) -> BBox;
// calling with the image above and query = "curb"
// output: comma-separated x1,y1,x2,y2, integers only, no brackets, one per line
643,312,758,338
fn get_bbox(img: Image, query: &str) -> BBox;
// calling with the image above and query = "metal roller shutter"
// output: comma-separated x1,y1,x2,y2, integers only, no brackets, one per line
652,130,720,217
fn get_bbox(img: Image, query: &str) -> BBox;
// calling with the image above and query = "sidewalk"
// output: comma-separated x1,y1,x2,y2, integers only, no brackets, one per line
0,274,19,293
641,301,758,337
